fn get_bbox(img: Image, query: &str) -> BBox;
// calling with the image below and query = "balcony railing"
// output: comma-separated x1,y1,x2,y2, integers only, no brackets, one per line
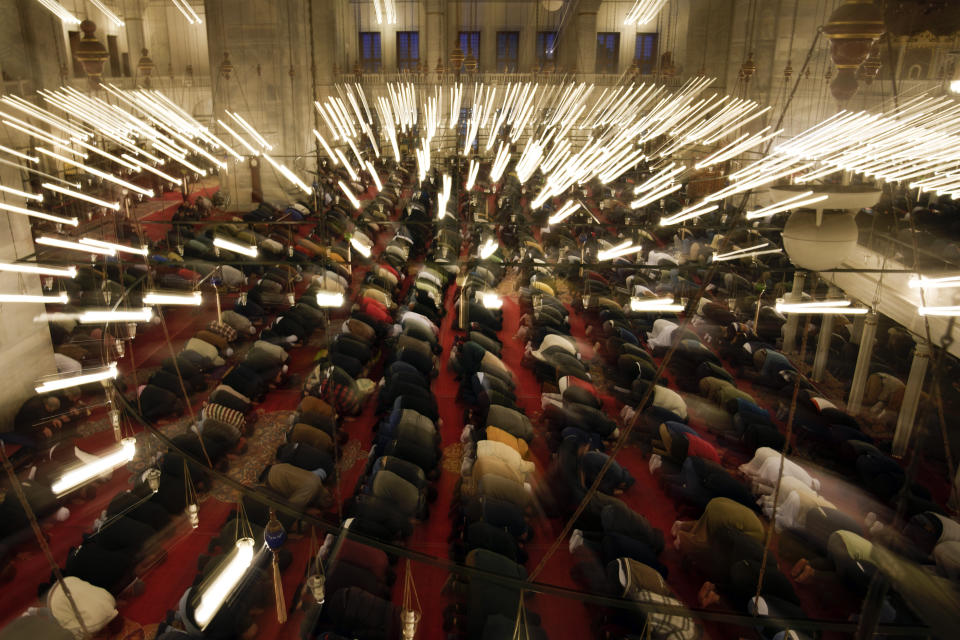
335,70,690,89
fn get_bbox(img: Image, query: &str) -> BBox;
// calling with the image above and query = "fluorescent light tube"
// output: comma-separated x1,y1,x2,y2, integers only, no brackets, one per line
194,538,256,629
315,291,345,307
908,275,960,290
79,238,149,256
36,362,118,393
0,261,76,278
350,235,372,258
630,297,684,312
51,437,136,495
0,202,77,226
42,183,119,211
77,308,154,323
143,290,202,306
479,238,498,259
0,184,43,201
37,236,115,255
338,180,361,210
0,292,68,304
775,299,868,315
918,305,960,317
481,293,503,309
213,237,258,258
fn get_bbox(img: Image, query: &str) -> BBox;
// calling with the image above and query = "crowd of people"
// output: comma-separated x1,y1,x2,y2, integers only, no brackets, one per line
3,137,960,640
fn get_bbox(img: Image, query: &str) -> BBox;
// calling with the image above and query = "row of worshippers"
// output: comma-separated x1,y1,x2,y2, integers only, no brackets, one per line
1,226,281,606
495,217,699,640
18,201,351,640
443,202,554,640
567,225,869,634
299,166,460,639
6,194,350,639
155,165,412,640
576,212,955,633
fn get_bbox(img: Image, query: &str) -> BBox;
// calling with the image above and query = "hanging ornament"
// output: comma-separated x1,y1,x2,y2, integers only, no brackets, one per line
739,52,757,83
859,42,882,85
137,48,155,88
184,460,200,528
304,527,326,603
75,21,109,81
823,0,885,104
145,468,161,492
450,46,465,72
660,52,676,78
109,408,121,441
264,510,288,623
400,559,422,640
219,52,234,80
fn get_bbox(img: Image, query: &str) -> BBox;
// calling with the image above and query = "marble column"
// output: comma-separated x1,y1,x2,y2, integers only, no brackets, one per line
892,340,931,457
781,270,805,354
850,313,866,345
424,0,444,73
204,0,313,204
811,313,834,382
847,312,877,414
124,0,146,71
574,3,600,75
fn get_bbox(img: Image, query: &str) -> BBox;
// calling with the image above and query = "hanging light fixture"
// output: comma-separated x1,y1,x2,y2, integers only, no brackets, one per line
479,237,499,259
0,202,78,227
79,238,149,256
193,537,256,628
0,261,76,278
36,362,118,393
908,275,960,290
481,292,503,309
0,292,68,304
660,201,720,226
745,192,829,220
76,308,154,324
37,236,115,255
213,237,258,258
338,180,362,210
32,0,80,24
41,182,120,211
50,437,136,495
143,290,203,306
917,305,960,317
711,243,783,262
349,234,373,258
0,143,40,164
598,241,644,261
315,291,345,307
630,297,684,312
547,200,581,225
171,0,203,25
775,299,869,315
88,0,124,27
0,184,43,201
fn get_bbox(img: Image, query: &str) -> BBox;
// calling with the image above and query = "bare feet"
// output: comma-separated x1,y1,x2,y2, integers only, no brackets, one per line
698,582,720,607
791,559,815,583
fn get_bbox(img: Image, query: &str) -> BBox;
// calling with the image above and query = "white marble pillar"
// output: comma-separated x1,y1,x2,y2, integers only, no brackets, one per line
575,5,599,75
847,312,877,414
892,340,931,457
424,0,444,73
124,0,146,72
811,313,834,382
781,271,805,353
